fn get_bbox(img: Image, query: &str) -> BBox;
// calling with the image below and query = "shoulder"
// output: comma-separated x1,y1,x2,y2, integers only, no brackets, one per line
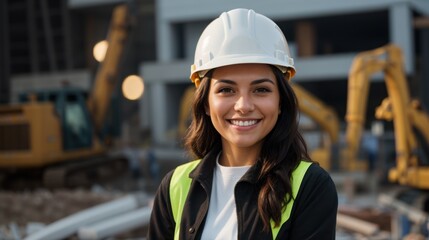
284,163,338,239
172,159,201,179
292,162,338,202
299,163,337,200
292,162,338,219
159,159,202,189
153,160,201,206
304,163,334,184
174,159,201,174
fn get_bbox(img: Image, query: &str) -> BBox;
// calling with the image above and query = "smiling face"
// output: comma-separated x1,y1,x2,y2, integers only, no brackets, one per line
207,63,280,152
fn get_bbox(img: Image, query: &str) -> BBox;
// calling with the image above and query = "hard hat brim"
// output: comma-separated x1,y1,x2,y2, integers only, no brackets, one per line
190,54,295,80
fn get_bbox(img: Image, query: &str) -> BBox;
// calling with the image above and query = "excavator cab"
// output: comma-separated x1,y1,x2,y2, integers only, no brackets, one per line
19,88,93,151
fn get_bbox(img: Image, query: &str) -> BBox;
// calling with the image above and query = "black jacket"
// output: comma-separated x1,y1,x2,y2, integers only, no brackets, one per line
147,151,338,240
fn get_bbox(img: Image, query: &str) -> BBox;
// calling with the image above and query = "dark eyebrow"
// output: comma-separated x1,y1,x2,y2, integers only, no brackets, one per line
214,79,275,85
251,79,275,85
214,79,236,85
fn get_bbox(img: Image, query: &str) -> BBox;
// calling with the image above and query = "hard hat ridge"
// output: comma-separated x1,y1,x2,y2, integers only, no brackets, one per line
218,10,261,56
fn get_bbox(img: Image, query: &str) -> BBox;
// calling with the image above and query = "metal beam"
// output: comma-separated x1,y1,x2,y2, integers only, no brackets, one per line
40,0,58,71
24,193,149,240
77,206,152,240
61,0,73,69
27,0,40,73
414,17,429,29
0,0,10,103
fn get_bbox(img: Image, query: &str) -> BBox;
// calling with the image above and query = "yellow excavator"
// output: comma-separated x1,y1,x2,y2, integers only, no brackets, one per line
292,84,340,170
0,5,131,188
178,83,340,170
344,44,429,189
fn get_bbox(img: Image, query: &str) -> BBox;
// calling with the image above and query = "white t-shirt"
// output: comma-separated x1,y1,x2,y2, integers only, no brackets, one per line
200,154,252,240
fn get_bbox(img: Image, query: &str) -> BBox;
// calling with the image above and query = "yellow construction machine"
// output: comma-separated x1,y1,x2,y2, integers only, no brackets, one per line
178,83,340,170
292,84,340,170
0,5,131,188
344,44,429,189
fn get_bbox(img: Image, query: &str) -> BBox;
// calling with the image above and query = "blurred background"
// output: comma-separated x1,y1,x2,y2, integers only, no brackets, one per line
0,0,429,239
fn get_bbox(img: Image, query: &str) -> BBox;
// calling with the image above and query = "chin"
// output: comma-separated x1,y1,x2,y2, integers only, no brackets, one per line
232,140,261,149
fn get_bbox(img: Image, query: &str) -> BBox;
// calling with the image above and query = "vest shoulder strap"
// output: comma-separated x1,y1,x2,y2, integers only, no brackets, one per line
270,160,312,239
169,159,201,239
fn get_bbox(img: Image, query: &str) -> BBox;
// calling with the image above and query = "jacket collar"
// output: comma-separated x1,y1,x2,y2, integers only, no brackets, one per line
189,149,261,185
189,149,217,184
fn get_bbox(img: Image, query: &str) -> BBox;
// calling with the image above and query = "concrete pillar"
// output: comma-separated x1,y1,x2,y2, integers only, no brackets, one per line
389,3,414,75
151,83,168,144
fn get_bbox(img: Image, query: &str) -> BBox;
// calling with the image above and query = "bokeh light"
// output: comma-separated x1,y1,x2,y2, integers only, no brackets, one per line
122,75,145,100
93,40,108,62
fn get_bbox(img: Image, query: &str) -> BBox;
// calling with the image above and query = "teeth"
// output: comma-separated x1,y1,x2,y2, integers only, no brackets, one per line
231,120,257,126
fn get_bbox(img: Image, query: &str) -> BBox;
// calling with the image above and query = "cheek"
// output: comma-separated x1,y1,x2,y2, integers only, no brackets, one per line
263,98,280,114
210,105,228,121
208,96,229,115
263,101,281,126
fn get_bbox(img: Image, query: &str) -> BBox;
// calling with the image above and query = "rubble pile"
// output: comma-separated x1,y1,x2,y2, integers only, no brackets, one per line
0,189,126,239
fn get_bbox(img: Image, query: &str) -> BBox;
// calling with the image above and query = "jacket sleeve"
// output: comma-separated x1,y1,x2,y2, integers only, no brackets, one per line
287,164,338,240
147,170,175,240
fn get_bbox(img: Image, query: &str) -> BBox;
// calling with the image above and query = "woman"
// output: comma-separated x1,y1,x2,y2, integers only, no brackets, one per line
148,8,338,240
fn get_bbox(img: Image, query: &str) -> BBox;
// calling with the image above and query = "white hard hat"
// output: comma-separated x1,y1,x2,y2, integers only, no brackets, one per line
190,8,295,87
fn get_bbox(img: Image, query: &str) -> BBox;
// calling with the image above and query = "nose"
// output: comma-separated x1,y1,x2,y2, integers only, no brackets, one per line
234,94,254,114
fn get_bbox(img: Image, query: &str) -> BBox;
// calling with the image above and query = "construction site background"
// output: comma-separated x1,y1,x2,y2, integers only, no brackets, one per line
1,0,429,239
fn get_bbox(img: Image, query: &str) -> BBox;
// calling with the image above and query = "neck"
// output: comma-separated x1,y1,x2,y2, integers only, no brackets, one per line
219,144,261,167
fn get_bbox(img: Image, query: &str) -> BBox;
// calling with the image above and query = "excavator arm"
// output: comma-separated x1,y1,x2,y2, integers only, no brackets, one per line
292,84,339,144
343,46,392,171
87,5,130,136
292,84,340,169
345,44,429,189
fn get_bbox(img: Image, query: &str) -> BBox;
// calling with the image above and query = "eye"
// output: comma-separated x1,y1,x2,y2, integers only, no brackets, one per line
217,87,234,93
255,87,272,93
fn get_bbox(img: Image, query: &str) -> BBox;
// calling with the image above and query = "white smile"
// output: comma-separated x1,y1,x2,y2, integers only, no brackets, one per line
230,120,258,127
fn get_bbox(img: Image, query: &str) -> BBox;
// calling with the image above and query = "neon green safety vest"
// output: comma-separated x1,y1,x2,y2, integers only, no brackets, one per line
169,160,312,240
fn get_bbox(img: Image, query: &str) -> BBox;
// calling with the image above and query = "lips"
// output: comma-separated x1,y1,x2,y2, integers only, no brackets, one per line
230,119,258,127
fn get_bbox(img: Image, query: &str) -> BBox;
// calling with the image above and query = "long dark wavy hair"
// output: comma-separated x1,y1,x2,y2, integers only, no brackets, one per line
184,65,311,231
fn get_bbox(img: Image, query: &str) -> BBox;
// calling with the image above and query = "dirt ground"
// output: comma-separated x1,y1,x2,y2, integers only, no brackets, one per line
0,150,182,239
0,176,153,239
0,189,123,226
